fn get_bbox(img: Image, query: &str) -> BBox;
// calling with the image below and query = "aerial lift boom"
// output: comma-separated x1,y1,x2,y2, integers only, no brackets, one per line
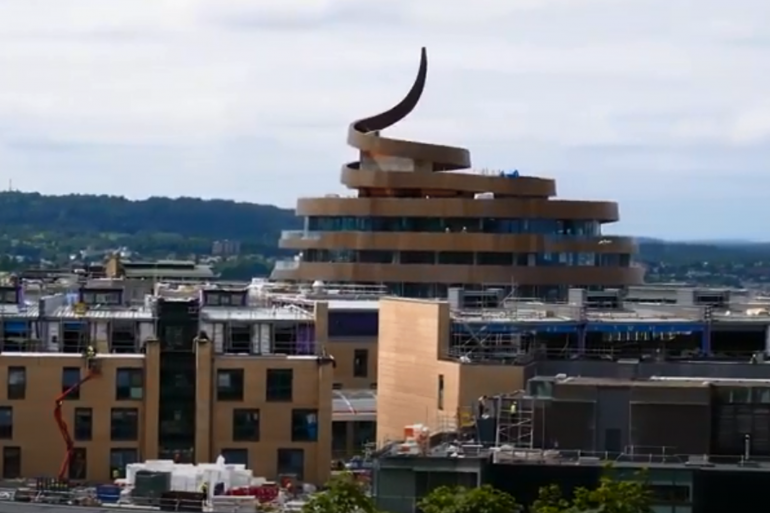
53,356,100,480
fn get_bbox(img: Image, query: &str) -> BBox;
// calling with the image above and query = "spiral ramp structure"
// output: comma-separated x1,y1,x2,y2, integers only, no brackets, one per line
273,48,643,297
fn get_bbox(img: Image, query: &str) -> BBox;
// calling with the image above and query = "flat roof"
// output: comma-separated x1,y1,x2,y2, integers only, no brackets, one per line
48,305,155,321
200,306,314,322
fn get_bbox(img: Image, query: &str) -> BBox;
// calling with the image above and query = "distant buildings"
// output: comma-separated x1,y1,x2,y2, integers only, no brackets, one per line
212,240,241,257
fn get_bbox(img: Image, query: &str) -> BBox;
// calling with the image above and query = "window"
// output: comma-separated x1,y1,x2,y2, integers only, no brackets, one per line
111,322,137,353
232,409,260,442
277,448,304,480
69,448,87,480
217,369,244,401
111,408,139,441
353,349,368,378
110,448,139,479
0,407,12,439
116,368,144,400
327,311,378,338
353,421,376,449
2,447,20,479
649,484,691,503
220,448,248,466
227,325,252,354
438,374,444,410
266,369,293,402
7,367,26,400
62,367,82,399
74,408,93,441
291,409,319,442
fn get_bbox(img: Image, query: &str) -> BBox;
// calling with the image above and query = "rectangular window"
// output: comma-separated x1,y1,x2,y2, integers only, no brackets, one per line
69,448,87,480
0,407,12,439
438,374,444,411
327,312,378,338
115,368,144,400
74,408,93,441
232,409,260,442
227,325,252,354
110,448,139,479
353,349,368,378
110,408,139,441
220,448,248,466
7,367,26,400
277,448,305,480
2,447,21,479
217,369,244,401
266,369,293,402
62,367,81,399
291,409,319,442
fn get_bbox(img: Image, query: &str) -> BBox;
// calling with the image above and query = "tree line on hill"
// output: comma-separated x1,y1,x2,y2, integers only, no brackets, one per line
1,191,768,284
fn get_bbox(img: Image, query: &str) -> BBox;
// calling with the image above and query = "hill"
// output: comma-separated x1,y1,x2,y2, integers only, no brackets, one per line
0,191,300,263
2,191,770,284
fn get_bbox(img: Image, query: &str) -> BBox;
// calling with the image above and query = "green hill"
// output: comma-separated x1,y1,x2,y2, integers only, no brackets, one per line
1,191,768,284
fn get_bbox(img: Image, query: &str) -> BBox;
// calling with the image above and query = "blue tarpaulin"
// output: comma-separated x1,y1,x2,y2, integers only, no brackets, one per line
586,323,703,333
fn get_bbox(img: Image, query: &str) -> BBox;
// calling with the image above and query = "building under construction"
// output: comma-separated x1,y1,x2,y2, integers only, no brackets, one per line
373,374,770,513
374,290,770,513
0,279,383,483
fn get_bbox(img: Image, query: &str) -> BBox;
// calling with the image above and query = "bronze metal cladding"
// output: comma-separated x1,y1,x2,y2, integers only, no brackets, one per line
279,47,642,287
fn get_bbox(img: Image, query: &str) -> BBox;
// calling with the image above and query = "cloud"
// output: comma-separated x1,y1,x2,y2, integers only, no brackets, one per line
0,0,768,238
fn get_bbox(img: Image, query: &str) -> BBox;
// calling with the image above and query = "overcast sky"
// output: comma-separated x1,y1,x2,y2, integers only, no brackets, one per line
1,0,769,240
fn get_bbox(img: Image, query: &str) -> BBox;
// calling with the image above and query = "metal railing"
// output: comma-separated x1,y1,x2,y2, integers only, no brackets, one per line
280,231,322,241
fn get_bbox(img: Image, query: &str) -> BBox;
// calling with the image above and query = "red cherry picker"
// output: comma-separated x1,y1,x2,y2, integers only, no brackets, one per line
53,345,100,480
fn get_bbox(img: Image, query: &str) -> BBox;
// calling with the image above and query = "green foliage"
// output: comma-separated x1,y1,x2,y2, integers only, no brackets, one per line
532,467,652,513
418,484,519,513
0,191,300,268
302,472,377,513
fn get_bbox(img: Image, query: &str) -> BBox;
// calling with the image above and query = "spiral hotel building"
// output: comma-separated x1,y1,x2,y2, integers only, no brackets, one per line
273,48,644,298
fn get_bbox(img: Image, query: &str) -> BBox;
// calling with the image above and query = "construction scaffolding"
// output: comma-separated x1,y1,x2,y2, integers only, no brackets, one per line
493,393,536,450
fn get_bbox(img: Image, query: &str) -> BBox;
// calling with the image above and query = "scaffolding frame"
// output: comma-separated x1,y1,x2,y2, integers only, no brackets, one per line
494,393,537,450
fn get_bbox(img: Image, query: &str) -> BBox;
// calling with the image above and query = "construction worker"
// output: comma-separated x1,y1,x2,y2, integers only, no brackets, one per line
200,482,209,498
111,468,120,480
85,345,96,361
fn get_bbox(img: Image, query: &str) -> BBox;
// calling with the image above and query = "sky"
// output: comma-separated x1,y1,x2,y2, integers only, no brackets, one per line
1,0,769,240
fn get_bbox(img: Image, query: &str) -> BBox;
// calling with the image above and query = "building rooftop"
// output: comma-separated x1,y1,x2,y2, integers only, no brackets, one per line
200,305,314,322
50,305,154,321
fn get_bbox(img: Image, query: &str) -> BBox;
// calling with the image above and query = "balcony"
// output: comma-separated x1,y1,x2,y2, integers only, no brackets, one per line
280,230,322,241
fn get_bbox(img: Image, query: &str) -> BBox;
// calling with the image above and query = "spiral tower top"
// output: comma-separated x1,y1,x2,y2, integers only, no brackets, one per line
272,48,642,299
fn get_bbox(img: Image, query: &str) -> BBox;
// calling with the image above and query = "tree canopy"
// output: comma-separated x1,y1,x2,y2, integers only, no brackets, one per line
307,468,653,513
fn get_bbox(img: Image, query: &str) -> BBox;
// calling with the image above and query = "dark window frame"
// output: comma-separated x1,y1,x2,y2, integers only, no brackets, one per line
0,407,12,439
7,367,26,400
69,447,87,480
220,448,249,466
62,367,82,400
110,408,139,441
217,369,245,401
110,448,139,479
266,369,293,402
438,374,444,410
327,311,378,338
232,409,260,442
276,448,305,480
291,409,319,442
74,407,93,441
115,368,144,400
353,349,368,378
2,446,21,479
3,445,21,479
